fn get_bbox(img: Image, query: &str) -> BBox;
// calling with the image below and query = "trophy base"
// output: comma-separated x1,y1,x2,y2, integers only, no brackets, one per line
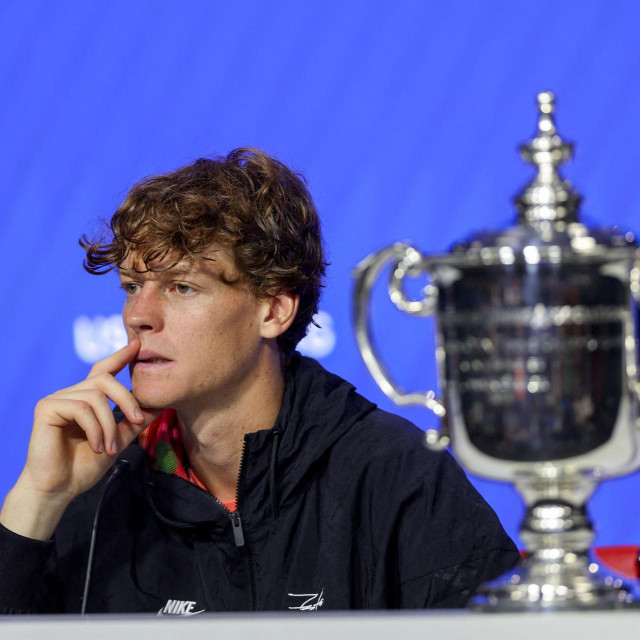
472,550,638,612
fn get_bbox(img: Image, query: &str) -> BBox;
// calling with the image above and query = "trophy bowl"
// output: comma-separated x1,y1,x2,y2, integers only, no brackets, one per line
353,92,640,610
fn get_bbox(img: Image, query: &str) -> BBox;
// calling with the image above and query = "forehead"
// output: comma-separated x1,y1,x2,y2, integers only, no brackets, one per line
118,246,237,279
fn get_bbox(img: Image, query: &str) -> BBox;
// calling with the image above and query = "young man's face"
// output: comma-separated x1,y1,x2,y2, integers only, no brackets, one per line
119,246,269,414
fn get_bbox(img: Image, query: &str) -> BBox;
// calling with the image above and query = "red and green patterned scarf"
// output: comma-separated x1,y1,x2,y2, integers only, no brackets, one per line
138,408,237,512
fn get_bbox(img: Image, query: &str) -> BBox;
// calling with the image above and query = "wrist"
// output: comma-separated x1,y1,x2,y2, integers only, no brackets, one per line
0,478,73,541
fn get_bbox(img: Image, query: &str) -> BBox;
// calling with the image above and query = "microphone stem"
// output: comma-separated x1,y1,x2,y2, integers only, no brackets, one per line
80,459,131,615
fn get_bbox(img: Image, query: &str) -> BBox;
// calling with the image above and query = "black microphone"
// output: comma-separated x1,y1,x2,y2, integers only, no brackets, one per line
80,445,146,615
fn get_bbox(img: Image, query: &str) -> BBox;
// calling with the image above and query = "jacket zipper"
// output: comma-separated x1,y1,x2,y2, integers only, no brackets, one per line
235,438,257,611
230,511,245,546
180,437,257,610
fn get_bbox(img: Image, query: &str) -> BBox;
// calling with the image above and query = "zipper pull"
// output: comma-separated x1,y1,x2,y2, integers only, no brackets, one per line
230,511,245,547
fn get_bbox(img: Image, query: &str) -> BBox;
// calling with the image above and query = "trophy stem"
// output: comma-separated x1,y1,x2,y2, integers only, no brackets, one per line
473,472,636,610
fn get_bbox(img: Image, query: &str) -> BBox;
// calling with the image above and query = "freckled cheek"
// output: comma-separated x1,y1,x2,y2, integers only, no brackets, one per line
190,316,254,363
226,311,258,345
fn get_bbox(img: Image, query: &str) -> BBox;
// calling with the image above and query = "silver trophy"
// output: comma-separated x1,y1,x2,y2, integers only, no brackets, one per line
353,92,640,610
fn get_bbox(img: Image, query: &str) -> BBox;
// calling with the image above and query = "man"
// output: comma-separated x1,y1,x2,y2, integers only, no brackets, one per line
0,149,518,614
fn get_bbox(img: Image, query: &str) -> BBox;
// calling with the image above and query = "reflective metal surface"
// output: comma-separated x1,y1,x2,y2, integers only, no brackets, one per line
440,263,625,462
353,92,640,610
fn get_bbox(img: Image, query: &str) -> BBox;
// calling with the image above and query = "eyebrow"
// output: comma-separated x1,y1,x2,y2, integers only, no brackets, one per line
117,264,198,277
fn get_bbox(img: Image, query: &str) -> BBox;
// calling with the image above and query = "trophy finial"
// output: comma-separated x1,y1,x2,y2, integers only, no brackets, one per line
537,90,555,115
515,91,581,226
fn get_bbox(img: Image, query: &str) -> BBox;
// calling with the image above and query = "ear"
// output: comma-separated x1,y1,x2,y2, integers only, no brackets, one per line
259,291,300,339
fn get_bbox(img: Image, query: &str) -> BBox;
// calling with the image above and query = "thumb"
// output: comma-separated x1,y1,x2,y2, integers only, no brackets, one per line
116,407,163,451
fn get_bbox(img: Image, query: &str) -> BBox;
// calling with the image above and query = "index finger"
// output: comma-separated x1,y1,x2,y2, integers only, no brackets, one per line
88,336,140,378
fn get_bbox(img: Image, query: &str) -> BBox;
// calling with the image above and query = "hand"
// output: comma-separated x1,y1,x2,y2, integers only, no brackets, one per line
0,337,160,539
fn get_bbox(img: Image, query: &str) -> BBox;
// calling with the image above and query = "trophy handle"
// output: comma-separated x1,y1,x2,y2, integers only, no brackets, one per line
629,262,640,415
353,242,450,451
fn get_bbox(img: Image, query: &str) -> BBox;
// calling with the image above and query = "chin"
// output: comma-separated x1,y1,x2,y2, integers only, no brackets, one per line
132,386,176,410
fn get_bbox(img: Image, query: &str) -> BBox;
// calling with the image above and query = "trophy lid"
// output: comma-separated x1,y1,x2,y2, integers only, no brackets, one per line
440,91,638,266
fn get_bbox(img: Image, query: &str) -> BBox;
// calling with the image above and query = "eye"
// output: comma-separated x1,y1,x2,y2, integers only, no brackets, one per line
175,283,195,295
120,282,140,294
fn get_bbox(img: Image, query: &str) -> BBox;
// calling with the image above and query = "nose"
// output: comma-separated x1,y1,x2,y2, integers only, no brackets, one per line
123,283,164,335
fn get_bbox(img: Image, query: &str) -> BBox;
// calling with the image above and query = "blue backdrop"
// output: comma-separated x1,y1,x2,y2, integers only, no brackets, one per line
2,0,640,548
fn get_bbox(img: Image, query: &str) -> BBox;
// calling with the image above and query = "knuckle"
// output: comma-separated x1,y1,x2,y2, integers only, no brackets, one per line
34,398,50,413
97,371,115,386
74,399,93,414
87,388,106,402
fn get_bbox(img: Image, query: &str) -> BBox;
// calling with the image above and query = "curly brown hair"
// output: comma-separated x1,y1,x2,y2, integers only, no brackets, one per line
80,148,327,357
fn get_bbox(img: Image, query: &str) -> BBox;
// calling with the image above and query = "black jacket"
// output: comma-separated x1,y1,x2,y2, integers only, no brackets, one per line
0,355,518,613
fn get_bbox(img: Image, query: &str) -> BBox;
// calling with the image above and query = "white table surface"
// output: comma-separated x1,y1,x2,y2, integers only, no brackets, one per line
2,609,640,640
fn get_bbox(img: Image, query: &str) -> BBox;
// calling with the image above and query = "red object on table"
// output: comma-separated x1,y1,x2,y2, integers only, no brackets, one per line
517,546,640,579
593,545,640,579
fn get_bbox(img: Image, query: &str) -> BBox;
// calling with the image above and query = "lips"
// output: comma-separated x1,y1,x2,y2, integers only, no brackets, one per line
133,351,174,369
136,351,172,363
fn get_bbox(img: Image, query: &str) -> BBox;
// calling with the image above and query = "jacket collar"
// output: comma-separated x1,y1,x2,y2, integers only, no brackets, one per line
130,354,377,529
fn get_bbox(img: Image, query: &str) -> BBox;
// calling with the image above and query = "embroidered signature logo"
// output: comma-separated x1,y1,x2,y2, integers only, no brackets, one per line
287,589,325,611
157,599,205,616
